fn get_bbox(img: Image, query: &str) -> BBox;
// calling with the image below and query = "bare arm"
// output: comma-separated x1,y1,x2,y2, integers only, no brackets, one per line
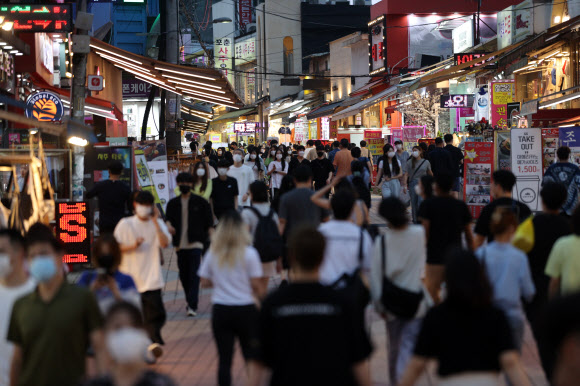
464,224,474,251
90,329,107,375
474,234,486,249
500,351,531,386
421,219,430,243
234,197,239,211
352,360,371,386
119,238,143,253
548,277,561,299
375,167,384,184
398,356,428,386
278,219,286,236
10,345,22,386
251,277,267,300
201,278,213,288
153,220,170,248
311,181,335,210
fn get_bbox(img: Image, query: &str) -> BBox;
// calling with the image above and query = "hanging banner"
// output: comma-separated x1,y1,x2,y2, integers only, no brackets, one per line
494,130,511,171
133,140,170,213
464,142,494,219
559,127,580,165
490,80,515,128
542,128,559,173
391,128,403,145
214,37,234,86
511,128,542,211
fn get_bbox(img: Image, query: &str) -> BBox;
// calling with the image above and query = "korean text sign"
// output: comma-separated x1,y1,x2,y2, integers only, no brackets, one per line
490,80,515,128
511,128,542,211
56,202,90,263
464,142,494,219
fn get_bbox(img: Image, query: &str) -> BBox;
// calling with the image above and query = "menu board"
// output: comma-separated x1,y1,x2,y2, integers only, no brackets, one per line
464,142,494,219
511,128,542,211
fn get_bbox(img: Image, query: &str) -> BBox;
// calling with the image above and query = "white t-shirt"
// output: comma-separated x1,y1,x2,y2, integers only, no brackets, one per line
473,92,490,121
0,279,35,385
267,160,289,189
114,216,172,293
227,165,254,207
198,246,263,305
378,158,402,175
317,220,373,285
250,163,263,181
241,203,279,236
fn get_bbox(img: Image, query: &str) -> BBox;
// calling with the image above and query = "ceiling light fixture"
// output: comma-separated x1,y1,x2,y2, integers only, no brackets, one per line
161,74,222,89
156,66,217,81
90,45,142,65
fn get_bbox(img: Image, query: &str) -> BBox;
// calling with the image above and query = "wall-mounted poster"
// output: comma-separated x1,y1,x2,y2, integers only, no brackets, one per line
494,130,511,171
464,141,494,219
542,128,559,173
132,139,170,213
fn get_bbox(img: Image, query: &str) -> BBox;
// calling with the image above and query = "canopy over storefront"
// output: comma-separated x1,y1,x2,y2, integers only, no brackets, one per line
180,101,213,133
332,86,397,121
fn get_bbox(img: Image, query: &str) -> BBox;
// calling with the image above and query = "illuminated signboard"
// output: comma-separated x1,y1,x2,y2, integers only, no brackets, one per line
234,122,256,133
0,4,72,33
440,95,473,108
89,0,146,3
368,15,386,76
453,52,497,69
56,202,91,264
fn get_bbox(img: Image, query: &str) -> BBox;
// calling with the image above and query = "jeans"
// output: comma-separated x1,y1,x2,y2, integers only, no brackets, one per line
409,179,423,223
382,179,401,199
387,318,422,385
140,289,167,345
177,248,202,310
212,304,260,386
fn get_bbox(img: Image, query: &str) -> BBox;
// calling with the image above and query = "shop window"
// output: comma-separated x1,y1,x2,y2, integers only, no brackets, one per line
283,37,294,75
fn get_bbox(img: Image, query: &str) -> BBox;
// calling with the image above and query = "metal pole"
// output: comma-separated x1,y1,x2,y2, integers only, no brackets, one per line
71,0,88,123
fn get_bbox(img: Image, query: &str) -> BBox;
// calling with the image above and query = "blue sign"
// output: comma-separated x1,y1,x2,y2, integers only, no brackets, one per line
559,127,580,148
25,91,64,122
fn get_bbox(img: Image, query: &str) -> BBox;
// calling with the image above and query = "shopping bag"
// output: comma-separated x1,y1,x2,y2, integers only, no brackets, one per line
512,215,534,253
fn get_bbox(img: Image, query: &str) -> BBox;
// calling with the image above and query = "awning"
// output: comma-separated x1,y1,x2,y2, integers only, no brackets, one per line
270,99,318,120
89,38,243,109
180,101,213,133
350,78,385,97
306,101,343,120
555,116,580,127
211,107,256,123
332,86,397,121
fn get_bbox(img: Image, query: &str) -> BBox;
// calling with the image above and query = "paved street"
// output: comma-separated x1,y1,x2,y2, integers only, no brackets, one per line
153,196,549,385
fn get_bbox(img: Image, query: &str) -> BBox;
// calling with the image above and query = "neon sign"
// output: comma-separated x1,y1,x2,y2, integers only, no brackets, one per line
0,4,72,33
440,95,472,108
56,202,91,264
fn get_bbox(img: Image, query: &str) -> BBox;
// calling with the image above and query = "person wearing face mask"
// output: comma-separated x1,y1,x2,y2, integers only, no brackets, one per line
166,172,213,317
267,149,289,204
114,191,172,346
394,140,410,192
247,149,264,181
0,230,35,386
211,159,240,221
216,146,227,162
8,223,106,386
227,149,254,208
311,145,335,195
84,301,176,386
406,146,433,223
376,144,403,199
264,146,276,168
191,162,213,201
288,145,311,176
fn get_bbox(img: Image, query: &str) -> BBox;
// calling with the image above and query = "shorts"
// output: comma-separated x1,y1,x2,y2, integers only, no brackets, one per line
452,177,461,192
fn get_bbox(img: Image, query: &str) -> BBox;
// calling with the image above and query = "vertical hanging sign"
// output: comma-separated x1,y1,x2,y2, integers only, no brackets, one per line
464,142,494,219
215,37,234,86
239,0,252,29
368,15,386,76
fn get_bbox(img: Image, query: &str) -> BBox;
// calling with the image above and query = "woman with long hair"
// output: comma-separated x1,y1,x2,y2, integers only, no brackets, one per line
399,250,531,386
191,162,212,201
248,148,264,181
199,211,266,386
216,147,227,162
406,145,432,223
376,144,403,199
264,146,276,168
267,148,288,205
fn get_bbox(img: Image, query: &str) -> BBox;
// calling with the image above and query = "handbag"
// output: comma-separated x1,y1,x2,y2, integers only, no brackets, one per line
512,215,534,253
380,234,423,319
399,187,411,207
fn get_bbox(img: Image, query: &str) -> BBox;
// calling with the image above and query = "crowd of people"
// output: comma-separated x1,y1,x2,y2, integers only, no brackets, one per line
2,137,580,386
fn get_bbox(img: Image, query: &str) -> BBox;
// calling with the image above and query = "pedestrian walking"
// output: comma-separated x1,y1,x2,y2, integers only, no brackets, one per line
542,146,580,216
415,174,434,201
428,137,454,178
444,134,464,199
288,145,311,175
227,149,254,208
114,191,171,346
191,161,213,201
376,144,403,199
310,145,334,193
267,149,289,206
264,146,277,168
166,172,213,317
399,249,531,386
304,139,317,161
406,145,432,223
333,138,354,177
360,140,373,170
247,148,265,181
8,223,106,386
419,173,473,303
198,211,265,386
251,226,372,386
394,140,409,182
211,160,239,221
328,140,340,164
86,161,131,234
370,198,429,385
351,147,372,185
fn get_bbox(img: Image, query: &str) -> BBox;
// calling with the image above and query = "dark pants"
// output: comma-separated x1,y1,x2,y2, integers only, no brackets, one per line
212,304,259,386
314,181,330,197
141,290,167,345
177,248,202,310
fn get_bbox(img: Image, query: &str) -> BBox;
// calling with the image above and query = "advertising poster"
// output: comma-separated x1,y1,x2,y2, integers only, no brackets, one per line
133,140,170,213
490,80,515,128
542,128,559,173
559,127,580,165
494,130,511,171
507,102,520,127
364,130,383,156
464,142,494,219
511,128,542,211
391,129,403,145
401,126,426,151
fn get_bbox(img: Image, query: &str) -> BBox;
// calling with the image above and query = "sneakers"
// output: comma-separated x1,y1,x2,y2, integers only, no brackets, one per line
145,343,164,364
186,306,197,317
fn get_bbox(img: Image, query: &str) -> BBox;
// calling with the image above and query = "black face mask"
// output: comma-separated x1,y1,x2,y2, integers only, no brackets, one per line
317,152,324,158
179,185,191,194
97,254,115,274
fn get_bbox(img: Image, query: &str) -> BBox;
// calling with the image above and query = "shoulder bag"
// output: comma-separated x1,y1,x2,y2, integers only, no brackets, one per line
380,233,423,319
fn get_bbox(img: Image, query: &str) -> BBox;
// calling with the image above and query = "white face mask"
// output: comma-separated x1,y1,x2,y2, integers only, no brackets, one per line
196,168,206,177
106,327,151,364
218,168,228,176
414,184,422,196
412,151,420,158
0,254,11,278
270,151,276,156
233,154,243,163
287,150,292,155
396,144,403,150
276,154,283,160
135,204,152,218
250,154,257,159
387,151,395,158
298,151,305,157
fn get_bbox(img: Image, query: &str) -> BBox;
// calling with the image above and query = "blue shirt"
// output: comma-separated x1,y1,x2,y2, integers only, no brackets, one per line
543,162,580,215
328,148,339,164
77,270,140,313
476,242,536,326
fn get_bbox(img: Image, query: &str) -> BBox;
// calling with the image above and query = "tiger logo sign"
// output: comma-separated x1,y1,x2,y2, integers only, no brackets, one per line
25,91,64,122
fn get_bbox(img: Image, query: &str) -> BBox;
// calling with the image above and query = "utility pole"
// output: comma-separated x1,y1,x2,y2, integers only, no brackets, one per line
71,0,89,124
161,0,180,142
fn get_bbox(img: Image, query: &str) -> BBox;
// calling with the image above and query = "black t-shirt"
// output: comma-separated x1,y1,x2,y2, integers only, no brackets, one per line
414,302,515,376
258,282,372,386
288,158,311,176
310,158,334,185
428,147,454,177
418,196,471,264
86,179,131,230
474,197,532,242
444,144,463,178
210,177,239,218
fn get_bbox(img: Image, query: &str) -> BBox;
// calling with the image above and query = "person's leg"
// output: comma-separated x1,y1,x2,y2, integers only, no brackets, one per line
212,305,236,386
425,264,445,304
381,181,390,199
396,318,423,383
409,180,419,223
234,305,260,360
141,289,167,345
386,318,404,385
190,248,203,311
176,249,192,309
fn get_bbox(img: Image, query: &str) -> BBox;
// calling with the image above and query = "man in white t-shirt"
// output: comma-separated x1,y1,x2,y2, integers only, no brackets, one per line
0,229,35,386
228,149,254,208
114,191,172,345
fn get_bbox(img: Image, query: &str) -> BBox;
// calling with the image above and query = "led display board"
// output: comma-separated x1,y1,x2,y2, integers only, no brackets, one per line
56,202,91,264
0,4,72,33
440,94,472,108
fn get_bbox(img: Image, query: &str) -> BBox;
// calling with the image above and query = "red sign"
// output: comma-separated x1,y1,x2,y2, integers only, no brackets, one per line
454,53,491,67
463,142,494,219
364,130,382,139
55,202,91,263
239,0,252,29
0,4,73,33
390,129,403,145
88,75,103,91
402,126,426,143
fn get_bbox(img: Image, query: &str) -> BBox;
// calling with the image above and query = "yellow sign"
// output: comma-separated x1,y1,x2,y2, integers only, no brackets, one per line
247,136,255,145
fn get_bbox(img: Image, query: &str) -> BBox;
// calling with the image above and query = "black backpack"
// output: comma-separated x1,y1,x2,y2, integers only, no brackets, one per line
248,207,283,263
